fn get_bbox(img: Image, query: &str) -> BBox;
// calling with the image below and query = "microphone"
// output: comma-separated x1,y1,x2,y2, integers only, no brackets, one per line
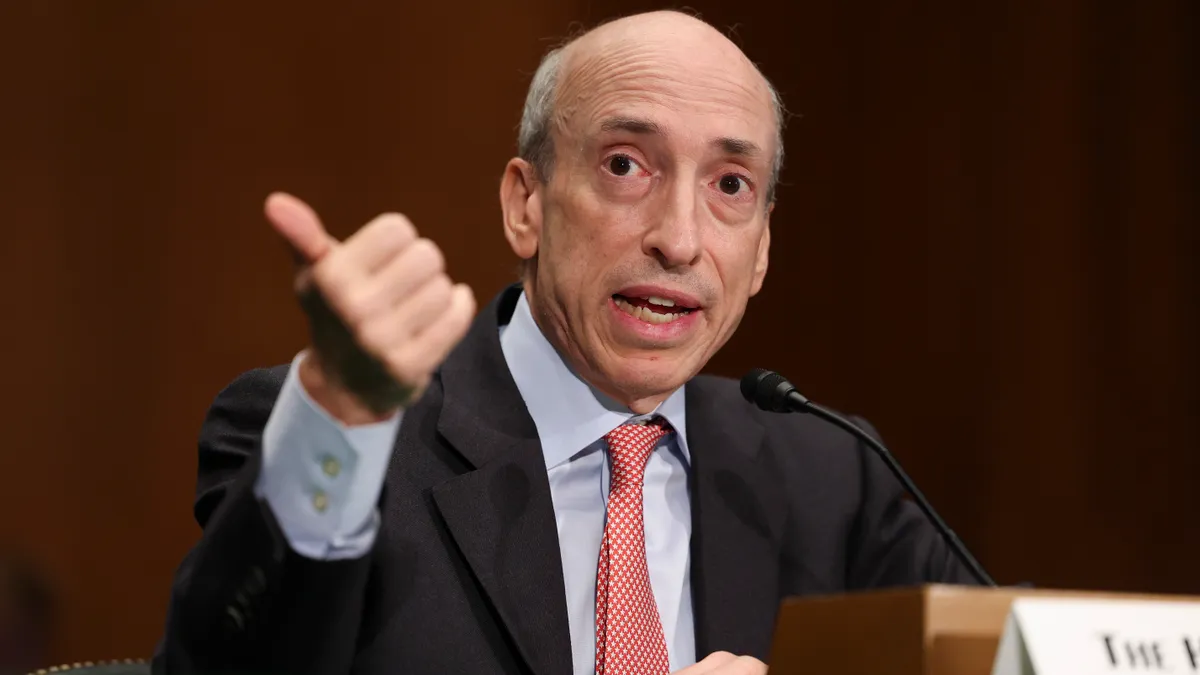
740,368,997,587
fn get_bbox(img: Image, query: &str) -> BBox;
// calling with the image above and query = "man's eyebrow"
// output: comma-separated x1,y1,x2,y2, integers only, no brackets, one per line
598,117,765,160
599,117,664,135
713,136,764,159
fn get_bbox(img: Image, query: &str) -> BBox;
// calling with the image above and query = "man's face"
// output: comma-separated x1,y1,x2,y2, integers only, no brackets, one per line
508,20,775,410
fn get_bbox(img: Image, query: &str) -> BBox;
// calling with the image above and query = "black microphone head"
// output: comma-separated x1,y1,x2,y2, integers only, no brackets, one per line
740,368,771,404
740,368,797,412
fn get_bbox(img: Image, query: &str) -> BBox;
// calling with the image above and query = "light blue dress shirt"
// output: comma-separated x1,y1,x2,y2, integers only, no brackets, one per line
254,292,697,673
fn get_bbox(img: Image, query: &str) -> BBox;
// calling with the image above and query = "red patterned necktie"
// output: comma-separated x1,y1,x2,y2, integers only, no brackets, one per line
594,419,672,675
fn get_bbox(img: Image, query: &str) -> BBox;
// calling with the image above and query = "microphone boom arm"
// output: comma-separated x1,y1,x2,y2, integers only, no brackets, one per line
798,398,996,587
741,366,996,587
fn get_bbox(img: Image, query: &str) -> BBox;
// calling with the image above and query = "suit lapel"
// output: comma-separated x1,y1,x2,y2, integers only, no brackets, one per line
686,379,787,661
428,286,573,675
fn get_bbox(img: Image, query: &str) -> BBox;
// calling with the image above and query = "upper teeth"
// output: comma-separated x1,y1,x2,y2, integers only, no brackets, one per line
615,297,683,325
647,296,676,307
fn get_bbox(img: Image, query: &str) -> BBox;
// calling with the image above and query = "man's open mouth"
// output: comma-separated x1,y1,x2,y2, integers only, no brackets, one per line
612,293,698,325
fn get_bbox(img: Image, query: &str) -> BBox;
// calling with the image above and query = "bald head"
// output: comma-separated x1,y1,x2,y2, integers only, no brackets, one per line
562,11,764,76
518,11,784,202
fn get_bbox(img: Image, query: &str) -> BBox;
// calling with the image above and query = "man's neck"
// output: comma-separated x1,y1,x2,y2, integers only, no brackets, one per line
521,282,677,414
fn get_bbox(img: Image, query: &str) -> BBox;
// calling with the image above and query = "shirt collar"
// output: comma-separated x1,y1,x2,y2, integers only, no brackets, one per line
499,291,689,471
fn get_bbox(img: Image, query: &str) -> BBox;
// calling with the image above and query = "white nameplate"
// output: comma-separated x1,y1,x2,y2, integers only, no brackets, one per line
992,598,1200,674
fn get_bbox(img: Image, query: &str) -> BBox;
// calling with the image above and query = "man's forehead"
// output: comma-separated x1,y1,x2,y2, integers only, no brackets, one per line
556,15,776,150
567,83,775,161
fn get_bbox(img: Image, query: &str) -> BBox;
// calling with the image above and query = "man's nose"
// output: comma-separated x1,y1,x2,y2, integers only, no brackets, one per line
643,180,703,268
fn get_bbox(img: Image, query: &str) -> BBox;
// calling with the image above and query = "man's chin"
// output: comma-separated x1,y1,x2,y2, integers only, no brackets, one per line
597,360,694,410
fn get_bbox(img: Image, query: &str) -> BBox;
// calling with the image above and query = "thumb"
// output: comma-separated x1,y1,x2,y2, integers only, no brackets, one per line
264,192,336,263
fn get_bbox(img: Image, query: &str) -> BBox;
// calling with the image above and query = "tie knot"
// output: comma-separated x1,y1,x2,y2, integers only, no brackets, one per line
604,418,671,475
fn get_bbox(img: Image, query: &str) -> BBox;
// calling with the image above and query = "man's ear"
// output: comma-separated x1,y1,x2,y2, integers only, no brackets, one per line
500,158,542,263
749,203,772,296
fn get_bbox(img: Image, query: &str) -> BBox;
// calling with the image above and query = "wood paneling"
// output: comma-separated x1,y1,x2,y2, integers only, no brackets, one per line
1,0,1194,664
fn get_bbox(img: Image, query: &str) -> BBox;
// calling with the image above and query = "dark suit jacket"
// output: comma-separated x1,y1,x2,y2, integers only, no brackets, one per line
155,285,973,675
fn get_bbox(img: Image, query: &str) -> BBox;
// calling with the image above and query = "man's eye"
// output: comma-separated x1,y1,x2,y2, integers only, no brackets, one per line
606,154,642,176
718,174,748,195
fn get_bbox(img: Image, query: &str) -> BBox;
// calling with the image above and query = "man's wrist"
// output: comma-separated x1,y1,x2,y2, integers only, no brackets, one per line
298,350,399,426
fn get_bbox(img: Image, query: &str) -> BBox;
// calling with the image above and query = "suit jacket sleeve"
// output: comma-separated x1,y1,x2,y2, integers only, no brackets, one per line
843,416,980,588
154,367,375,675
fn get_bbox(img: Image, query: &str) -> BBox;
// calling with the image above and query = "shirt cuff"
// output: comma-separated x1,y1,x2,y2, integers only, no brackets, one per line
254,351,401,560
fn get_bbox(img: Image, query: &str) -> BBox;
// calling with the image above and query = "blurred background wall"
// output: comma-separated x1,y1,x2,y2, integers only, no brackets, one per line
1,0,1195,666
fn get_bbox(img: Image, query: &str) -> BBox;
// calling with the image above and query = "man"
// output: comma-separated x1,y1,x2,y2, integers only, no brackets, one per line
156,10,973,675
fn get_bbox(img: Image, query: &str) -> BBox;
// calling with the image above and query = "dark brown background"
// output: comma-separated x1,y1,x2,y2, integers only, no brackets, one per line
1,0,1195,665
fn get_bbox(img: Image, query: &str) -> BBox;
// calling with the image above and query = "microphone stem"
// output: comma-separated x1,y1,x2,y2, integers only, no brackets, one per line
802,401,997,588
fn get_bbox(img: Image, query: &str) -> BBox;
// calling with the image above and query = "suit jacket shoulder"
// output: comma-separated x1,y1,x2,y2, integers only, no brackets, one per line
686,373,971,593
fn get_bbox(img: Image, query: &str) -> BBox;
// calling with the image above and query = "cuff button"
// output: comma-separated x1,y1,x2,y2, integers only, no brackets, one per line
321,456,341,478
313,490,330,513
